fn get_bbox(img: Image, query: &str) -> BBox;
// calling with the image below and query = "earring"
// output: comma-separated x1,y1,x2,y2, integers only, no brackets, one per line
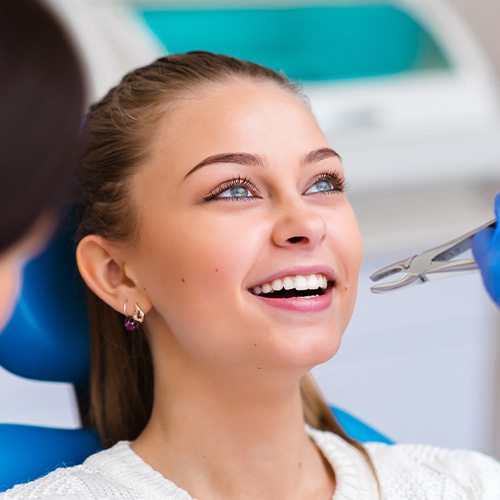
123,300,145,331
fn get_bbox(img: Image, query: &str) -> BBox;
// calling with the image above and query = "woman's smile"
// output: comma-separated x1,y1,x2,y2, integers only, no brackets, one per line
246,265,335,313
251,284,334,313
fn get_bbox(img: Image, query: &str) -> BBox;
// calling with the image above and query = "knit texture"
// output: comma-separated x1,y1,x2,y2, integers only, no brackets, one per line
2,426,500,499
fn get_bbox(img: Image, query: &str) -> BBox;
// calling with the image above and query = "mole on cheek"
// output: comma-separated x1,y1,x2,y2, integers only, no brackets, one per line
181,277,185,283
215,268,218,273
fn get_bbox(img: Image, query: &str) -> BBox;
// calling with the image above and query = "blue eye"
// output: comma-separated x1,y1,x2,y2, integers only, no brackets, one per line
204,175,259,202
305,172,346,195
306,179,335,194
218,185,253,199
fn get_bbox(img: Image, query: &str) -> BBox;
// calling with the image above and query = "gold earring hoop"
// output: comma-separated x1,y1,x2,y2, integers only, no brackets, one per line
123,300,145,332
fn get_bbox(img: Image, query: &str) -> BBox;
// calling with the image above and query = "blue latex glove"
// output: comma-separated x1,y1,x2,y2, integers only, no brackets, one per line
472,193,500,306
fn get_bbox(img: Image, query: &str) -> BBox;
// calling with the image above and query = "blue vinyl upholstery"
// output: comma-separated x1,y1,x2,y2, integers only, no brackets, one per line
0,216,89,384
332,406,393,445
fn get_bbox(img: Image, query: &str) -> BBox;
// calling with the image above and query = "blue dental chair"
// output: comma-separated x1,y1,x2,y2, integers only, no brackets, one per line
0,214,392,492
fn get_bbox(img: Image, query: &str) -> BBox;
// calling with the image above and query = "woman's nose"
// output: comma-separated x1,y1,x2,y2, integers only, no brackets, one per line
271,202,327,250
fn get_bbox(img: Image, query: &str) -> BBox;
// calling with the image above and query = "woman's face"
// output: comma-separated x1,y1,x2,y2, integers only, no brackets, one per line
127,79,362,378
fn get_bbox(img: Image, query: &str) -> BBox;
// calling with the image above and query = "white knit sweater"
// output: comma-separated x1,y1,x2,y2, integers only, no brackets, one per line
2,426,500,499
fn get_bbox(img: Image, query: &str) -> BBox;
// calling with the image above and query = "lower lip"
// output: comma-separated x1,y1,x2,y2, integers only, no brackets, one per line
251,286,333,312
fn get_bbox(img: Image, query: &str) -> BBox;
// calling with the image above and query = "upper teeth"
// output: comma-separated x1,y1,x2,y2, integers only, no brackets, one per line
252,274,329,295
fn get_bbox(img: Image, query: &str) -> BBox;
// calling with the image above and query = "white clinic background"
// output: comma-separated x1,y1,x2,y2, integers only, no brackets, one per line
1,0,500,459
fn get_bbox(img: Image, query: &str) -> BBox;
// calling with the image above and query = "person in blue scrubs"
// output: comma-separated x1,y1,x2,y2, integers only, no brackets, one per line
472,193,500,306
0,0,84,329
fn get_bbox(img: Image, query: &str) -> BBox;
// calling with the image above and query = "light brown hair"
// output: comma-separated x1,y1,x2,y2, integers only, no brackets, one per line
75,51,378,482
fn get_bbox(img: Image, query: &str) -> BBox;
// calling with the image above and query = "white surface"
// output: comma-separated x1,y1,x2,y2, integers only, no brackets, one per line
0,368,80,428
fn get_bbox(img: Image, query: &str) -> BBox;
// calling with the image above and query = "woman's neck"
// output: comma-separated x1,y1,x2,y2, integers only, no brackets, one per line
132,371,335,500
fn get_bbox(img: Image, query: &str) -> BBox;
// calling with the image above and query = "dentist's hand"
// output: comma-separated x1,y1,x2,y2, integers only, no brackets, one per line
472,193,500,306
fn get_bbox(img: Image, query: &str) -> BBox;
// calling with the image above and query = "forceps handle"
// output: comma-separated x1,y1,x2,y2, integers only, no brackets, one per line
432,219,496,262
426,258,478,275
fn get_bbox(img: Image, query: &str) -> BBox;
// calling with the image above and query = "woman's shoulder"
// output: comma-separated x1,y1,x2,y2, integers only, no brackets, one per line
365,439,500,474
308,427,500,498
365,440,500,498
0,442,133,499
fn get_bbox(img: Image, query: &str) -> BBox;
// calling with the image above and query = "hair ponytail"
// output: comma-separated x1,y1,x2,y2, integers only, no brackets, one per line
83,290,153,448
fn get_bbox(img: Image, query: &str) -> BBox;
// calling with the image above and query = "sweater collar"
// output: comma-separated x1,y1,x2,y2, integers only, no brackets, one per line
86,426,377,499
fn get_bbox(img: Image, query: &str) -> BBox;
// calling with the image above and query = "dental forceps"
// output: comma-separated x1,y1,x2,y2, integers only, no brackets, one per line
370,219,497,294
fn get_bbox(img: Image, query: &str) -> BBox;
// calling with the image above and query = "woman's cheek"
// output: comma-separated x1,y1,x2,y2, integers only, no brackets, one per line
341,207,363,271
345,229,363,320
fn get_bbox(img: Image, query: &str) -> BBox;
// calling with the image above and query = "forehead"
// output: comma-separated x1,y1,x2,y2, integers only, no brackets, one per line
149,78,328,174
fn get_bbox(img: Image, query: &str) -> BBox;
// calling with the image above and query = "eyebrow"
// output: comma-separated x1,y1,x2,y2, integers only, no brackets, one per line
303,147,341,165
184,147,341,179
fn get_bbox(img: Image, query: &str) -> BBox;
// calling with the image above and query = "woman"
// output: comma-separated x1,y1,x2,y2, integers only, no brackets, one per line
0,0,84,330
3,52,499,499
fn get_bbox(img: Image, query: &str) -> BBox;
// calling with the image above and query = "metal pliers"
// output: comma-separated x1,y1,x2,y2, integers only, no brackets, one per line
370,219,497,294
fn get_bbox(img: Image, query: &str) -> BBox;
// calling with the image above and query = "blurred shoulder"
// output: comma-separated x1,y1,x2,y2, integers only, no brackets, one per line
365,441,500,499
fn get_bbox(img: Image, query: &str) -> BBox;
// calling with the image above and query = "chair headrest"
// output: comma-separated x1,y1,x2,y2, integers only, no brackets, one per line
0,215,89,385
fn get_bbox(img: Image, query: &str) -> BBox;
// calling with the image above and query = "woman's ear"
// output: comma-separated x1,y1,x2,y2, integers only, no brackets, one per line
76,235,151,314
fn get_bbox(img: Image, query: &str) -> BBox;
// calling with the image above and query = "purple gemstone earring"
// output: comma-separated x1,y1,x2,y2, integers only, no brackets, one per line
123,301,145,331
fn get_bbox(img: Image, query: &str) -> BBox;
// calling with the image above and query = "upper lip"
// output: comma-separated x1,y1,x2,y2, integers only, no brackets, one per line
247,265,336,290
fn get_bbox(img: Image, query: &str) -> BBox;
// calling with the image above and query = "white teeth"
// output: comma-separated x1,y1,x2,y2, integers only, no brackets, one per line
294,275,308,290
271,279,283,291
308,275,319,289
251,273,331,295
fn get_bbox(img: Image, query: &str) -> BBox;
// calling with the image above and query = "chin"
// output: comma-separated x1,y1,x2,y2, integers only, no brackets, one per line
268,324,344,373
304,332,343,368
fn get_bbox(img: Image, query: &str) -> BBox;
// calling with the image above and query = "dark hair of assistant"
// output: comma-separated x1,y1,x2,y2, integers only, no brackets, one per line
0,0,85,253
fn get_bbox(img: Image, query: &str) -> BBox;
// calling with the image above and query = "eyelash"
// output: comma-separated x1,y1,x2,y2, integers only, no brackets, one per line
203,175,258,202
203,170,347,202
312,171,347,195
